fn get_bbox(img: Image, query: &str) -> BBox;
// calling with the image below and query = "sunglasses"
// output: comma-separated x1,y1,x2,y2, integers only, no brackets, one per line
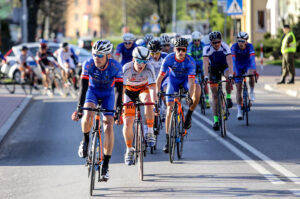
124,42,132,45
150,52,160,56
237,40,246,43
212,41,221,45
193,39,201,42
176,48,186,52
135,59,148,64
93,54,105,58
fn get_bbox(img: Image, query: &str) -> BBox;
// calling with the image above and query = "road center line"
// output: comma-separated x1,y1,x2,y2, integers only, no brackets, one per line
192,116,284,185
194,110,300,184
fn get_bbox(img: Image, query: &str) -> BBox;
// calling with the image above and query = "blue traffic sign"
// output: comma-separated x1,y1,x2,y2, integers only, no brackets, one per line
226,0,243,15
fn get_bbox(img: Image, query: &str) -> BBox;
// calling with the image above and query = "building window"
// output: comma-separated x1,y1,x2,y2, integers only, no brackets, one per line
257,10,265,31
75,14,78,21
75,0,78,6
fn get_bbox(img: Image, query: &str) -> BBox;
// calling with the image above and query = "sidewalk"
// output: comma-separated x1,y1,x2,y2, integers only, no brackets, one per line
0,94,31,145
257,63,300,98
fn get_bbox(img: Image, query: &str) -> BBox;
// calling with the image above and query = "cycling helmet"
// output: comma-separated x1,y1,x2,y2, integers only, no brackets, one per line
174,37,188,48
237,32,249,40
21,46,28,51
135,38,144,46
209,31,222,41
123,33,135,41
92,40,113,55
160,34,171,45
147,39,161,52
60,42,69,48
192,31,202,40
144,33,154,43
132,46,150,60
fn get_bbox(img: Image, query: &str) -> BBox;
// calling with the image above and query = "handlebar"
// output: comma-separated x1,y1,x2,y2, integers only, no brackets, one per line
122,102,155,107
79,107,115,113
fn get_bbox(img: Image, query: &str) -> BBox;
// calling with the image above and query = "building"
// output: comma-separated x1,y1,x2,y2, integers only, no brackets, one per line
65,0,103,38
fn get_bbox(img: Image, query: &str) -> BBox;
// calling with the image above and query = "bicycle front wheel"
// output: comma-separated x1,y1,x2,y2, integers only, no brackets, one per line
177,111,184,159
243,88,249,126
218,92,227,137
89,132,97,196
137,122,144,181
168,112,176,163
4,82,16,94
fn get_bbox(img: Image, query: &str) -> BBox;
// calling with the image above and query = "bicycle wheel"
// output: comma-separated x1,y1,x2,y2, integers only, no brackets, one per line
137,121,144,181
89,132,98,196
168,112,176,163
243,87,249,126
177,111,184,159
200,84,206,115
4,82,16,94
218,92,227,137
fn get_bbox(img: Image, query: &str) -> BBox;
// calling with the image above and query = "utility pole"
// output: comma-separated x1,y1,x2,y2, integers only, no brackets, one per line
22,0,28,43
172,0,176,33
122,0,127,33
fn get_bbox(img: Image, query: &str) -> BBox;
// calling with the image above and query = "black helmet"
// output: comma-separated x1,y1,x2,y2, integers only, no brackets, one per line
147,39,161,52
209,31,222,41
174,37,188,48
60,42,69,48
21,46,28,51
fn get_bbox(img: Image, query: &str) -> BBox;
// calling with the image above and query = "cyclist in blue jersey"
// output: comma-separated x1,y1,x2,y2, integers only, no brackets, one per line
188,31,210,108
115,33,137,66
203,31,234,131
139,33,154,47
156,37,201,153
71,40,123,181
160,34,172,54
147,39,168,120
231,32,257,119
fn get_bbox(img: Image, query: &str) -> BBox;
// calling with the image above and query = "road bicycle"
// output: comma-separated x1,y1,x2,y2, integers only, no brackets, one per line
236,73,257,126
123,99,155,181
79,100,115,196
208,80,230,137
153,93,165,153
197,73,207,115
163,90,188,163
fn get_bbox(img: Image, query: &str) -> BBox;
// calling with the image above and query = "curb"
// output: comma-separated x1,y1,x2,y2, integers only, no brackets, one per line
0,96,32,145
264,84,300,98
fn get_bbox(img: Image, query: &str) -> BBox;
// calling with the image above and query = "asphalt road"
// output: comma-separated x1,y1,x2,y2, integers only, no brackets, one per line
1,77,300,198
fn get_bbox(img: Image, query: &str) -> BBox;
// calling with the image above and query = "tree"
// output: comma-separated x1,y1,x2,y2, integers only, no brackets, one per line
27,0,41,42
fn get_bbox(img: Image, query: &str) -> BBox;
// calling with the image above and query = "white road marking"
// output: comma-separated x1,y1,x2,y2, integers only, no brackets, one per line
192,116,285,185
194,110,300,184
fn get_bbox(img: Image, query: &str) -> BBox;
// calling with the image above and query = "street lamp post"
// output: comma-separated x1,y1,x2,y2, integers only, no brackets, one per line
22,0,28,43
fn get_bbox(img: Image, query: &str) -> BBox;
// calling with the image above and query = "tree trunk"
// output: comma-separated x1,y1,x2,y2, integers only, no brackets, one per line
27,0,41,42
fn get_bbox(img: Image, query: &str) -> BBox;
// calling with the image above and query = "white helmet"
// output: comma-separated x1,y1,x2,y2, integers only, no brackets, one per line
92,40,113,55
135,38,144,45
192,31,202,40
160,34,171,45
132,46,150,60
237,32,249,40
123,33,135,41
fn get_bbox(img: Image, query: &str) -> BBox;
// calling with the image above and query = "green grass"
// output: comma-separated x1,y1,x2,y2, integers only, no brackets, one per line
266,59,300,68
67,37,123,50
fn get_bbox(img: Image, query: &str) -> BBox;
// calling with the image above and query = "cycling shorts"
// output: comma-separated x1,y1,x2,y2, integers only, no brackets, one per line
85,88,115,116
166,77,199,102
209,65,229,81
234,64,256,83
123,88,150,117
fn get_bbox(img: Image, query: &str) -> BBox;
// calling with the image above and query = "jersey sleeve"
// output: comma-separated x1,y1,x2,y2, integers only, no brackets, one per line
202,46,209,57
249,44,256,69
114,61,123,83
81,59,90,80
160,56,169,76
231,44,237,70
122,63,130,85
115,43,122,56
222,42,232,56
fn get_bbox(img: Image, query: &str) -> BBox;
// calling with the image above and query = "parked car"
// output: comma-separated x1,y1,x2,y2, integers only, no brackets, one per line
1,42,91,83
78,37,93,51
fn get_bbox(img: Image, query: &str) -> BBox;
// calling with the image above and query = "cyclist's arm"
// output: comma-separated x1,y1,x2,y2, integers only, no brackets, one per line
115,44,122,63
231,45,237,72
149,84,157,102
78,61,90,107
226,55,234,75
114,63,124,109
187,57,196,97
249,44,256,70
203,46,209,77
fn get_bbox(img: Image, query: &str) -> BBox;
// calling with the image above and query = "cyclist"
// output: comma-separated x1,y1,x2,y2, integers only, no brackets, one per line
18,46,38,85
57,42,78,90
0,51,6,63
147,39,168,120
231,32,257,119
115,33,137,66
122,46,157,165
188,31,210,108
71,40,123,181
139,33,154,47
160,34,172,54
156,37,201,153
36,43,60,95
203,31,234,130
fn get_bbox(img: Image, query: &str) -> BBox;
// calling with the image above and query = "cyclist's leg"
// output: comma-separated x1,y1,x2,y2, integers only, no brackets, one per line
248,68,256,101
210,67,221,129
19,64,26,82
184,78,200,129
234,66,243,119
224,67,233,108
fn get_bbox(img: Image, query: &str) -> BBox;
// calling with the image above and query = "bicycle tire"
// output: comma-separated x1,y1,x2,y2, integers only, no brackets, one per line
89,132,97,196
218,91,226,137
4,82,16,94
243,86,249,126
200,95,206,115
137,122,144,181
177,111,184,159
168,112,176,163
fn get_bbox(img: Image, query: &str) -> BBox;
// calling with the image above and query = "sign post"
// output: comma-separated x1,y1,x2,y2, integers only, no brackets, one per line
226,0,243,41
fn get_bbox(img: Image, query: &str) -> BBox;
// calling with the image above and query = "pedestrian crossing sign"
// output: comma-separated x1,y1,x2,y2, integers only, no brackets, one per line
226,0,243,15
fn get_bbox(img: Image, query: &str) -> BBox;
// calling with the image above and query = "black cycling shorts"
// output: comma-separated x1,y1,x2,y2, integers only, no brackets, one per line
209,65,228,81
